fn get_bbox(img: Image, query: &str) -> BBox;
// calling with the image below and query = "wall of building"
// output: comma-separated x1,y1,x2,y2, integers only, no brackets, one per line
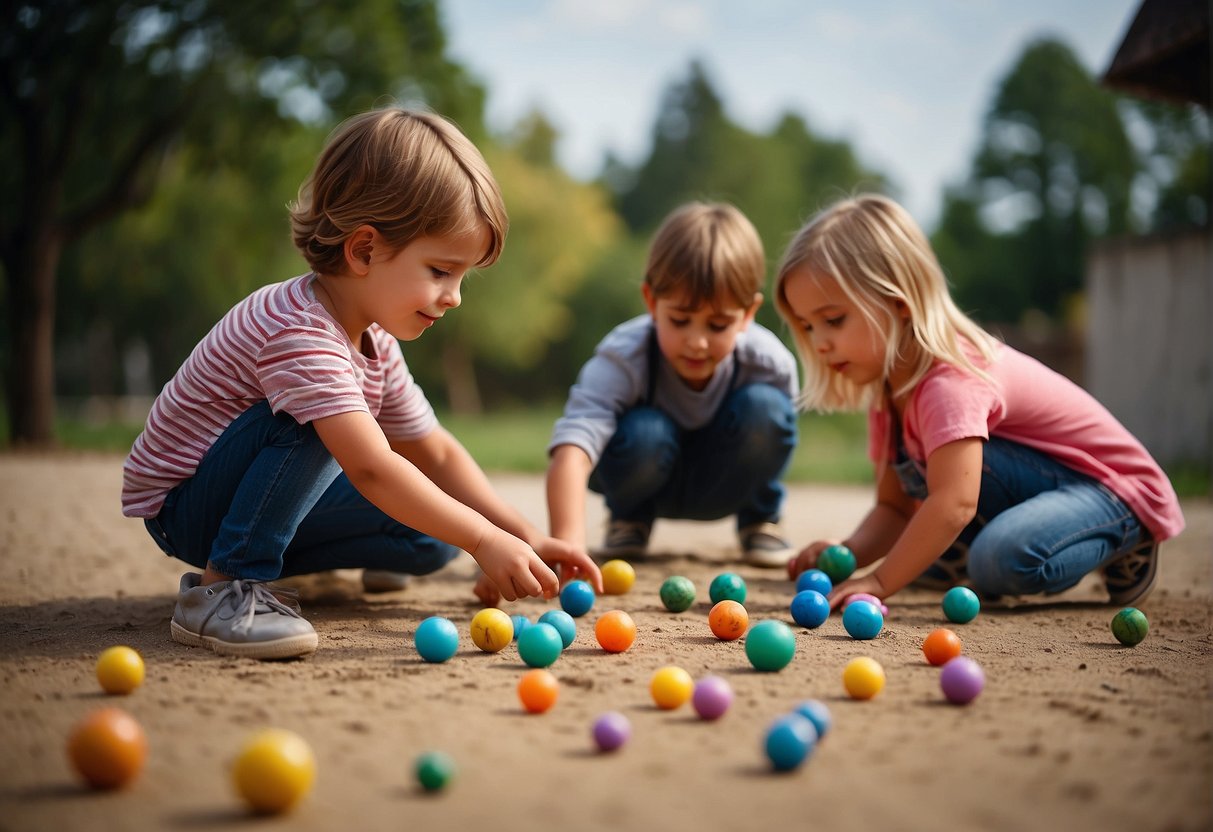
1086,229,1212,476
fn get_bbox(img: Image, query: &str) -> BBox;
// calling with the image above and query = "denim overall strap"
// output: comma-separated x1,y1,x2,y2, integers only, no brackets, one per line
887,399,929,501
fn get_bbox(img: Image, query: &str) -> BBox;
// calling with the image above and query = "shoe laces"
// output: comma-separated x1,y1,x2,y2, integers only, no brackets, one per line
740,522,788,549
1105,544,1153,586
225,580,303,635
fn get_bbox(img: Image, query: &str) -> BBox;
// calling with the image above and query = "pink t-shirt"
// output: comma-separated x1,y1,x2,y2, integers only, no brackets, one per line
122,274,437,517
867,342,1184,542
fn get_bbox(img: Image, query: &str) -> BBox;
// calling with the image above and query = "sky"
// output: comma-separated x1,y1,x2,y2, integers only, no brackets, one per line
441,0,1142,229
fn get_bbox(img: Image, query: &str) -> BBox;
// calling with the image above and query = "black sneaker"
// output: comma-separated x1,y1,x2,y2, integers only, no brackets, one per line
595,518,652,559
910,542,969,590
1103,539,1159,606
738,522,794,568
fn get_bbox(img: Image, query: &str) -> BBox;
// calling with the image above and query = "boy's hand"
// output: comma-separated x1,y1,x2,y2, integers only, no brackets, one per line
472,525,560,602
473,571,501,607
532,536,604,593
787,539,842,579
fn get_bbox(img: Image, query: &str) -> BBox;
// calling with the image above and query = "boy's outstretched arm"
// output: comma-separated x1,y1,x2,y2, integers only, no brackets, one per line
392,426,602,603
314,411,559,602
546,444,594,548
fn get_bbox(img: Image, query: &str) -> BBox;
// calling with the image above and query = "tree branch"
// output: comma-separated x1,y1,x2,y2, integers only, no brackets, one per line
60,92,194,240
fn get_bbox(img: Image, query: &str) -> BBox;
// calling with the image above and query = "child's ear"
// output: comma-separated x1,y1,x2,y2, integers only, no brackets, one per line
642,283,658,316
344,225,377,275
744,292,763,324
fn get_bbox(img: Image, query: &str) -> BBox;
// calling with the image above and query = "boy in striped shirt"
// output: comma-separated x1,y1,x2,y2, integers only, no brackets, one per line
123,107,601,660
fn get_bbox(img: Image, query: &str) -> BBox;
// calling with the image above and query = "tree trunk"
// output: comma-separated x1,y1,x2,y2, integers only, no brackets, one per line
440,340,482,416
4,230,62,447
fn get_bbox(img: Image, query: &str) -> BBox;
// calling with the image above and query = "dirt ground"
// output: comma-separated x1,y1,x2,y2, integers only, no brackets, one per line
0,452,1209,832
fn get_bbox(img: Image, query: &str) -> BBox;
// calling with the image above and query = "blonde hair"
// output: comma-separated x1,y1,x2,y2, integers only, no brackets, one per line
774,193,997,411
645,202,765,311
290,107,508,276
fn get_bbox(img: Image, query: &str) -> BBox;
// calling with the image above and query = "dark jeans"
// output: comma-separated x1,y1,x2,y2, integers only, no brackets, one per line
588,383,797,530
144,401,458,581
897,437,1151,596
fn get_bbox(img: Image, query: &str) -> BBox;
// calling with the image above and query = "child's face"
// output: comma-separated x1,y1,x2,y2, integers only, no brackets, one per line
643,286,760,391
781,267,900,388
362,228,489,342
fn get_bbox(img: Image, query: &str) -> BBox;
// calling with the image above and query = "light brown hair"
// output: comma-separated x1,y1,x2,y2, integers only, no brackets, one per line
290,107,508,276
645,202,766,311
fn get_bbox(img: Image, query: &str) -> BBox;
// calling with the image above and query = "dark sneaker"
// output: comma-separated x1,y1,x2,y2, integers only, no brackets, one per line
1103,539,1159,606
595,519,652,559
361,570,410,593
739,522,794,568
910,542,969,590
170,572,318,660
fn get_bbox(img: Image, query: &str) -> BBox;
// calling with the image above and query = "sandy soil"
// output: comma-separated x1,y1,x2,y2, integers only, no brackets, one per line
0,452,1210,832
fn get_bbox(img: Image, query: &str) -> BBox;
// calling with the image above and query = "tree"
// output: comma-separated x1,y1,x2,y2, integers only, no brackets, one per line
58,129,322,401
0,0,481,445
611,60,887,337
404,131,623,413
1128,100,1211,231
936,38,1136,322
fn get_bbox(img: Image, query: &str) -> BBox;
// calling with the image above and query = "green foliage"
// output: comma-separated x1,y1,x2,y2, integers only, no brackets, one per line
945,38,1137,322
451,147,622,370
59,133,318,392
607,60,889,343
1,0,487,443
1128,100,1211,231
401,140,624,410
614,61,889,246
933,38,1209,326
441,407,873,485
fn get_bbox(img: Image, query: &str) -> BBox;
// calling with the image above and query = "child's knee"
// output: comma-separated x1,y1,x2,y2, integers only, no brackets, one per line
730,384,797,452
968,531,1052,596
612,407,679,460
733,383,794,421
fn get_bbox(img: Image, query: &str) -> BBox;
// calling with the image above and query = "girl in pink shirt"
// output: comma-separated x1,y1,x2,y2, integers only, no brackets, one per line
775,194,1183,608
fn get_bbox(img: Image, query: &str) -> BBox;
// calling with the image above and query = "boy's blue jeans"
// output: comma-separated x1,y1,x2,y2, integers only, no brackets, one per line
588,383,797,530
898,437,1151,596
143,401,459,582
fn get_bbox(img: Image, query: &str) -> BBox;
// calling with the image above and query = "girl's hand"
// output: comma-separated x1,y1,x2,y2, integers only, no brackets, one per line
827,573,889,612
787,539,842,579
531,536,604,593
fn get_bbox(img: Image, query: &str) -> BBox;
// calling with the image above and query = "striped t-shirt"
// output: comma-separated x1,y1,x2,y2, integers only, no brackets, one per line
122,274,437,518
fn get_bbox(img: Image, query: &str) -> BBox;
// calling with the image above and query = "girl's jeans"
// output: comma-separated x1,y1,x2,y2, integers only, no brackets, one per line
588,383,798,530
143,401,459,582
897,437,1151,596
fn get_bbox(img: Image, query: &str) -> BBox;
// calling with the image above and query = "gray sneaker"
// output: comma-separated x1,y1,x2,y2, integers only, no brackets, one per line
361,570,410,593
738,522,794,568
170,572,318,660
594,518,652,559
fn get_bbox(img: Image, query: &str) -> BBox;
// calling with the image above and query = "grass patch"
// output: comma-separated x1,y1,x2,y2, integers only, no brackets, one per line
4,404,1208,497
441,407,872,485
439,408,562,475
55,420,143,452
